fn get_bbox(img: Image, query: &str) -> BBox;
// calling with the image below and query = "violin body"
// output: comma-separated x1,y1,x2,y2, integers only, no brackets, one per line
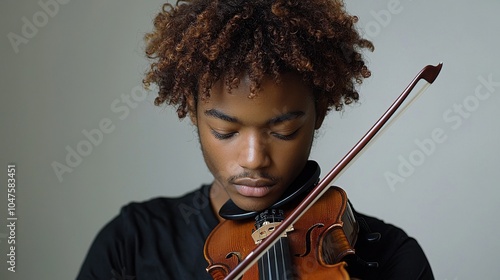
204,186,357,279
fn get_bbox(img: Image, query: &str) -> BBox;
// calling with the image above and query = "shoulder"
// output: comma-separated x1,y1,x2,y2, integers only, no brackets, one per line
77,185,215,279
349,211,434,279
81,186,208,255
119,184,213,228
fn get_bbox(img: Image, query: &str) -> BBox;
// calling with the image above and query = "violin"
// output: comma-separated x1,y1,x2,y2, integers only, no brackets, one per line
204,63,443,279
205,161,355,279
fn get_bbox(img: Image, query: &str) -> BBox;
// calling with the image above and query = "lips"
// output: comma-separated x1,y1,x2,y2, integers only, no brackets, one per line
232,178,276,197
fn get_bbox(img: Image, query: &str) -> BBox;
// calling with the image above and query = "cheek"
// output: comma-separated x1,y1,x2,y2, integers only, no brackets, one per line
198,126,234,179
275,139,310,161
199,127,219,163
272,129,315,173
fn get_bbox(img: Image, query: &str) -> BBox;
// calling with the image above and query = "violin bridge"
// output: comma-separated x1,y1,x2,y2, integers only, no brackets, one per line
251,221,294,244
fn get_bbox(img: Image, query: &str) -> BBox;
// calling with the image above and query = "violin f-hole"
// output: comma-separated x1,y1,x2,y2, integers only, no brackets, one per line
226,252,244,263
294,223,325,258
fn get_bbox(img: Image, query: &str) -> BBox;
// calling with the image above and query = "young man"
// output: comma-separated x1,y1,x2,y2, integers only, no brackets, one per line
77,0,434,279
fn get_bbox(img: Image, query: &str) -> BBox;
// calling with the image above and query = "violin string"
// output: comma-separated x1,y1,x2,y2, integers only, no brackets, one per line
266,246,272,280
261,237,287,280
264,253,267,280
261,251,265,280
272,216,280,280
260,246,268,280
279,238,286,279
274,239,279,280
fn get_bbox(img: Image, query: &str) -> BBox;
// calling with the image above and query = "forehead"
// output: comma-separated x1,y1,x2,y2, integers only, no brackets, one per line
198,73,316,123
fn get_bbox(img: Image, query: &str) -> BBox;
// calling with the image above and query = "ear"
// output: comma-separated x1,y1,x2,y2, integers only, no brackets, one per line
314,101,328,129
187,95,198,126
315,112,326,129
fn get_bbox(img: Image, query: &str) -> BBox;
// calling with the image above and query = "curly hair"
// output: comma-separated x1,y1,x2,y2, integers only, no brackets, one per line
143,0,374,119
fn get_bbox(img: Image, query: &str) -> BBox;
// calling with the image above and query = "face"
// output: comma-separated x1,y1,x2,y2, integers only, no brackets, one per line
194,73,324,214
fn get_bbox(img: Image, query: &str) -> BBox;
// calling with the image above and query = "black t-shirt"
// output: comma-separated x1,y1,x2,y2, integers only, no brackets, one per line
77,185,434,279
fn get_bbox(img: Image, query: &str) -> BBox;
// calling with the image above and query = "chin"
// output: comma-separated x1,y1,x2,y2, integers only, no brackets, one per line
235,198,274,213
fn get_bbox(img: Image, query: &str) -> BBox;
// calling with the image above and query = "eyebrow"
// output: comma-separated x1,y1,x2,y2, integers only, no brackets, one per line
204,109,304,125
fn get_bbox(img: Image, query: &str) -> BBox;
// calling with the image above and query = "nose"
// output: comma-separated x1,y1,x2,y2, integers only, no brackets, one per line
238,132,271,170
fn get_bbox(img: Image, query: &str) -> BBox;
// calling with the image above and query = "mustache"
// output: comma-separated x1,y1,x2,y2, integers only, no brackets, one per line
227,171,280,184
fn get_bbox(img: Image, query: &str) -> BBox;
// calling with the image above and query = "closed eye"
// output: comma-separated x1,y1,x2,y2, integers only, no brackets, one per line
211,130,236,140
271,129,300,141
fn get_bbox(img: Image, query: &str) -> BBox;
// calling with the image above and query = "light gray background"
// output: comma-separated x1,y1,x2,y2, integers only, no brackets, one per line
1,1,498,279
